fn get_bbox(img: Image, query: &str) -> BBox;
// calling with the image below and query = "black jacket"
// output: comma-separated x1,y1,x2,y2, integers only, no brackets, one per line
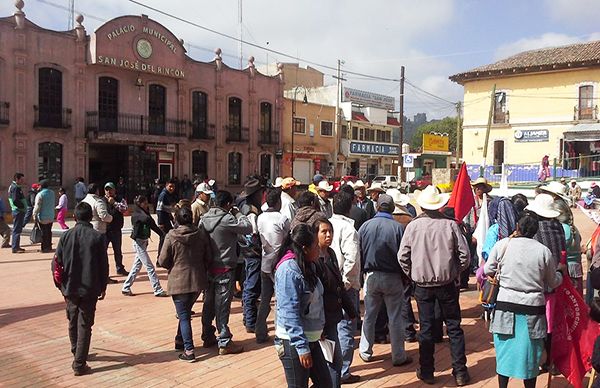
316,248,358,325
107,196,125,231
53,221,109,298
130,206,163,240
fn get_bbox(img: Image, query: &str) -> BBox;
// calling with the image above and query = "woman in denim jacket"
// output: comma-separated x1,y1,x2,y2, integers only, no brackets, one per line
274,223,331,388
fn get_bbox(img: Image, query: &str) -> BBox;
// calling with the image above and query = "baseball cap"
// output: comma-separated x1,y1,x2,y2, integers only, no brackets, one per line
104,182,116,190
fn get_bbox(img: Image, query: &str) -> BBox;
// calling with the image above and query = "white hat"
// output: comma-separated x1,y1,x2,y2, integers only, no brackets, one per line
195,182,213,194
317,180,333,192
353,180,366,189
386,188,410,207
346,181,355,188
416,185,450,211
367,182,385,193
273,177,283,188
525,193,560,218
208,179,215,186
538,181,568,200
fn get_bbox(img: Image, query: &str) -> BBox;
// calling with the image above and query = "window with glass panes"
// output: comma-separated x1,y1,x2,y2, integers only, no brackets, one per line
38,142,62,186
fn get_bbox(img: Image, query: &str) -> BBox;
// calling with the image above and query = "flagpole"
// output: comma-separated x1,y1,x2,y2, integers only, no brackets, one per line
588,369,596,388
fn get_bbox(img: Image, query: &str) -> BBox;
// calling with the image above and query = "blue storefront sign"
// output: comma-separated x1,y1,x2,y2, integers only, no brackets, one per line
350,141,399,156
514,129,549,142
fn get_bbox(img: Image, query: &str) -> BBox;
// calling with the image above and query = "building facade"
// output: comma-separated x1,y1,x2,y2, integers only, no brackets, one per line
450,40,600,181
0,2,283,197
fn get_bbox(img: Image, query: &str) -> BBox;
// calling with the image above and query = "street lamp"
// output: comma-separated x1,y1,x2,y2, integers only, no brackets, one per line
291,86,308,177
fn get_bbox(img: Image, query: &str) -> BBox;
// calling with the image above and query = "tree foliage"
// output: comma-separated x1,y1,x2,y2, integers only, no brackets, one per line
411,117,458,152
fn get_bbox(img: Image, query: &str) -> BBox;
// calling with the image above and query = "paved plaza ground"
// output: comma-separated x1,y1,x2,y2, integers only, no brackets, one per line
1,209,597,387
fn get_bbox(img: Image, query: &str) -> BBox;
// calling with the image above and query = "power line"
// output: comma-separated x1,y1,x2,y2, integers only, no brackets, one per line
404,79,456,105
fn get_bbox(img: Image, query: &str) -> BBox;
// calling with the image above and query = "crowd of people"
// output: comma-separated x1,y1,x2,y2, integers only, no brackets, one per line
5,168,600,386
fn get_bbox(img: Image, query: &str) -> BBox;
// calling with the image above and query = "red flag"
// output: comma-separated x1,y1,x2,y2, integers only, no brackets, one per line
447,162,476,222
551,276,600,388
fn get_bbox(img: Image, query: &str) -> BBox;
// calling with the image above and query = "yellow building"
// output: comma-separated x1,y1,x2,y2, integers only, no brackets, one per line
450,40,600,180
281,97,337,184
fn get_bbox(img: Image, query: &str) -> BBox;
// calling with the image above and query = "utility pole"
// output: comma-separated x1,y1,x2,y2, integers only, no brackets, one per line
455,101,462,166
481,84,496,177
332,59,345,177
398,66,405,181
68,0,74,30
238,0,243,69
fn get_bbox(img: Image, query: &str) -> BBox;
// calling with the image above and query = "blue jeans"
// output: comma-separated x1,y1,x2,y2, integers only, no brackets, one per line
201,270,236,348
275,337,332,388
323,323,343,388
359,272,408,364
256,271,275,341
337,287,359,379
11,211,25,251
242,257,261,330
414,283,467,377
122,239,164,295
173,292,200,352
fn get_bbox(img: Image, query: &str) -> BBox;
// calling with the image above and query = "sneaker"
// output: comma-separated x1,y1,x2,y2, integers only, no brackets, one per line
218,341,244,355
203,337,218,348
122,290,134,296
416,368,435,385
178,352,196,363
393,356,413,367
116,268,129,276
455,372,471,386
107,278,119,284
359,353,372,363
73,364,92,376
341,374,361,384
155,291,169,297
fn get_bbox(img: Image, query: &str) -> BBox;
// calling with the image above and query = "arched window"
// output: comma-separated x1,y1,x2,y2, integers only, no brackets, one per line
98,77,119,131
260,153,272,180
228,152,242,185
192,150,208,180
192,91,208,138
37,67,63,128
38,142,62,186
149,84,166,135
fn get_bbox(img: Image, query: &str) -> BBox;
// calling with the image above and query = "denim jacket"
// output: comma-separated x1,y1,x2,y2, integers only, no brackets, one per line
275,251,325,355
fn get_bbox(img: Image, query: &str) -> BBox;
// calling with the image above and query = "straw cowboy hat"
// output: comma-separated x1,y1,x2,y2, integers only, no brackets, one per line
281,177,301,190
538,181,569,201
272,177,283,188
353,180,366,189
416,185,450,211
525,193,560,218
386,188,410,207
470,177,492,193
367,182,385,193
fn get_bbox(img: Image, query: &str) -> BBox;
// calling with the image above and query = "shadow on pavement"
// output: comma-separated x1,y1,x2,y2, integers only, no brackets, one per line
0,301,65,328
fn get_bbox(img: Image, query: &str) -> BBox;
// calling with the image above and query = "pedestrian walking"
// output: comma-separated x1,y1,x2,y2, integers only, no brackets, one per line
156,179,178,256
484,212,565,388
74,177,86,203
56,187,69,230
32,179,56,253
399,185,471,386
201,190,251,354
52,201,109,376
0,194,11,248
273,223,332,388
24,183,39,225
82,183,115,283
121,195,167,297
8,172,28,253
158,206,212,362
105,182,129,276
256,187,290,343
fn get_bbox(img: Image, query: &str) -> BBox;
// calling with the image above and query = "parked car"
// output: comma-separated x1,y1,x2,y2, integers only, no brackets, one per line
372,175,399,189
409,175,432,192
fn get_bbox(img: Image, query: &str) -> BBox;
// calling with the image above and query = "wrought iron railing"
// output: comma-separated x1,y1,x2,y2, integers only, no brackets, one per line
34,105,71,129
85,112,186,137
225,125,249,143
0,101,9,125
258,128,279,145
189,122,215,140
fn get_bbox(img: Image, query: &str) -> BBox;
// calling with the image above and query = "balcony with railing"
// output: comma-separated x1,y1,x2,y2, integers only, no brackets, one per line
574,105,598,121
34,105,72,129
85,112,186,137
258,128,279,146
0,101,9,126
189,122,215,140
225,125,249,143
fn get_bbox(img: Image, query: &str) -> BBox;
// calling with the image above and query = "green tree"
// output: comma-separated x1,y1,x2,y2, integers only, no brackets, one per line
411,117,458,152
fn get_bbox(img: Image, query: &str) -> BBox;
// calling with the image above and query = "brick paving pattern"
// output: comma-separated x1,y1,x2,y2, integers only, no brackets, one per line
1,210,596,387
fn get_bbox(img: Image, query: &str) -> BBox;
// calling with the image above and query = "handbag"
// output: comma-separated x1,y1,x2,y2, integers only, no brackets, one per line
52,253,64,288
479,238,511,305
30,222,42,244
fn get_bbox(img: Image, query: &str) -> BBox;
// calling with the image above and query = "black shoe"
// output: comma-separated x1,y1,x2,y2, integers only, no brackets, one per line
416,368,435,385
218,341,244,355
175,342,184,351
393,356,413,367
178,352,196,363
12,248,25,254
203,338,218,348
107,277,119,284
341,374,361,384
1,244,10,248
405,335,418,343
122,290,134,296
455,372,471,386
155,291,169,297
374,336,389,344
256,335,270,344
245,326,255,334
73,364,92,376
116,268,129,276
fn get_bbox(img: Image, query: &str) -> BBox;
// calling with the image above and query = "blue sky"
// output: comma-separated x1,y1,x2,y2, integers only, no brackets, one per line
2,0,599,119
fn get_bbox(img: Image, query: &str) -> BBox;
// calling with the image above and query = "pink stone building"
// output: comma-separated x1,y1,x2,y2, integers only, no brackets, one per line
0,2,284,200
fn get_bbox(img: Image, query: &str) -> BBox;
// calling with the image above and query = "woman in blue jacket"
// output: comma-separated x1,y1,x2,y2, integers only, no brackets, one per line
273,223,331,388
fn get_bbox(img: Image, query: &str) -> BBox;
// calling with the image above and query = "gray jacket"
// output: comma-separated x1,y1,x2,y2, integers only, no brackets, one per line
398,214,470,287
82,193,113,234
201,207,252,269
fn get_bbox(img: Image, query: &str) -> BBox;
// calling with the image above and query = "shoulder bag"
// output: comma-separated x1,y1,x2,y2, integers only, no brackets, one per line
479,238,512,305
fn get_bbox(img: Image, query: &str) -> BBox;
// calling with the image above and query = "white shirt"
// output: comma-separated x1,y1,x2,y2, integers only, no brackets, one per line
257,209,290,273
280,191,297,222
329,213,361,290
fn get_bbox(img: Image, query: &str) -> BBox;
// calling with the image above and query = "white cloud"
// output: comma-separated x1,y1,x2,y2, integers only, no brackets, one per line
493,32,583,60
545,0,600,26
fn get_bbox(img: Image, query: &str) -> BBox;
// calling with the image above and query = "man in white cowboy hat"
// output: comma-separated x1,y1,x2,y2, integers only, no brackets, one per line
464,177,493,229
354,180,375,219
399,185,471,386
191,182,213,226
316,180,334,218
279,177,300,222
568,179,581,208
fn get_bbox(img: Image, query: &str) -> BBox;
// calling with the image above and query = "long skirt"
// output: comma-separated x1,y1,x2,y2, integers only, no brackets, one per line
493,314,543,380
